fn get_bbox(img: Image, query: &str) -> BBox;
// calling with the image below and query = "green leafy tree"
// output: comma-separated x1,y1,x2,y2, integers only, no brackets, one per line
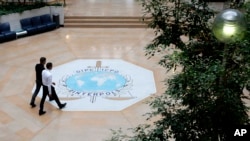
105,0,250,141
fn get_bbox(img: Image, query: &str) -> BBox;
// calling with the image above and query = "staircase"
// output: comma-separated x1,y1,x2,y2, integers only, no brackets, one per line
63,16,150,28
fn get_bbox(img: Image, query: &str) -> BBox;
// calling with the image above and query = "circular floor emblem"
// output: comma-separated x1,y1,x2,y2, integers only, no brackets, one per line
59,67,133,103
36,59,156,111
66,70,126,92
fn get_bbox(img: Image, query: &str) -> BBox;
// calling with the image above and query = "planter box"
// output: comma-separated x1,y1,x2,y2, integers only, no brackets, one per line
0,6,64,31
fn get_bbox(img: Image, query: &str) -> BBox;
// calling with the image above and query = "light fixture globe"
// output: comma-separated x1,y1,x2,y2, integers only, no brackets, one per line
212,9,246,43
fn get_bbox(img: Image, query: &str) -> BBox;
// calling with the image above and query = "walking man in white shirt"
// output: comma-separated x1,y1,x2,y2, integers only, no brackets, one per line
39,62,66,115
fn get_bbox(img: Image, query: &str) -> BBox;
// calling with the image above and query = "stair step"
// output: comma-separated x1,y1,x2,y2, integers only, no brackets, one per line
64,16,150,20
65,19,145,23
64,24,147,28
63,16,150,28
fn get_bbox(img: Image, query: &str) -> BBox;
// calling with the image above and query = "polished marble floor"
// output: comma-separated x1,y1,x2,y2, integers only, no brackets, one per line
0,0,168,140
64,0,144,16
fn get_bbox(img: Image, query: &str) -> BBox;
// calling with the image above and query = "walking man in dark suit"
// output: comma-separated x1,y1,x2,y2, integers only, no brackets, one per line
30,57,46,108
39,62,66,115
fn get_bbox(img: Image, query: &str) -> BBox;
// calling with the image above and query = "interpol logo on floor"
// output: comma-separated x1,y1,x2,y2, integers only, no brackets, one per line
36,59,156,111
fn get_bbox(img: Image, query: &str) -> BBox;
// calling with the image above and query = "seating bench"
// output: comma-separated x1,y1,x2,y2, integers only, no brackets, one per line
20,14,57,36
0,22,16,43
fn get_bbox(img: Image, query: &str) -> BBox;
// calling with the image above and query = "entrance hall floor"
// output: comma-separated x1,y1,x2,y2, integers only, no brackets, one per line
0,4,166,139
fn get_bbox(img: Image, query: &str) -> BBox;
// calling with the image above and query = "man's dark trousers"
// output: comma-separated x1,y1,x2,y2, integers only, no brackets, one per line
39,85,63,112
30,80,42,105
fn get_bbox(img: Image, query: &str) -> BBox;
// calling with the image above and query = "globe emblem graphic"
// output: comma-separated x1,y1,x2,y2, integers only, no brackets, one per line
45,59,156,111
65,71,127,92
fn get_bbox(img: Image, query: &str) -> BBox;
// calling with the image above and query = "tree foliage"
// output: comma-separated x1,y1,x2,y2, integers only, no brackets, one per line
105,0,250,141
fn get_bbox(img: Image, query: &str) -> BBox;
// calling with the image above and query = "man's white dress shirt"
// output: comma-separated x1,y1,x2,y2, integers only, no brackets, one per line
42,69,52,94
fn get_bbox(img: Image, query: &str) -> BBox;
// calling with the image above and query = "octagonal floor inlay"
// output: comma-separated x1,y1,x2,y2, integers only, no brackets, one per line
35,59,156,111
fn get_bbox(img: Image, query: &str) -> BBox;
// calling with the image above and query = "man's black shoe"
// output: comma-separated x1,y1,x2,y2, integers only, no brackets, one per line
59,103,67,109
30,103,36,108
39,111,46,116
49,97,55,101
